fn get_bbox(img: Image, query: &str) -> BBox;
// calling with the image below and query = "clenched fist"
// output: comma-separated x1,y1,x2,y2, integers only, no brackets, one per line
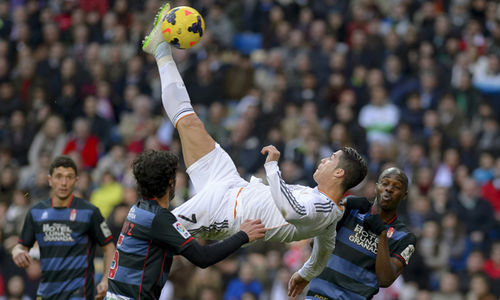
261,145,280,164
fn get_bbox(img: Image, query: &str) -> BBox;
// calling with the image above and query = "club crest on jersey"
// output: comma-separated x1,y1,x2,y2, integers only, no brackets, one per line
387,227,395,238
69,209,77,221
173,221,191,239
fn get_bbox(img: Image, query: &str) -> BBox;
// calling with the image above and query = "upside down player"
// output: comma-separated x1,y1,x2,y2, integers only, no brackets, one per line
141,2,368,286
12,156,115,300
300,167,417,300
106,150,266,299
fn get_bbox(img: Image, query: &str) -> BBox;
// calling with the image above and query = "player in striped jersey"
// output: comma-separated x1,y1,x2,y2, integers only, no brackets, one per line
12,156,115,300
106,150,266,300
300,167,417,300
142,2,368,286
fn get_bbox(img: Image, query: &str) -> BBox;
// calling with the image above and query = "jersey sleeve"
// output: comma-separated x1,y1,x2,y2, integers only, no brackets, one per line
297,229,336,281
18,210,36,247
390,232,417,265
265,161,310,224
89,207,114,246
151,209,194,254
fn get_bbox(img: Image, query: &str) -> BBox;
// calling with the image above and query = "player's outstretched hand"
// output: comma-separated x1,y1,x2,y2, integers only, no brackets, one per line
240,219,266,242
12,248,31,269
261,145,280,164
342,195,371,213
95,279,108,300
288,272,309,297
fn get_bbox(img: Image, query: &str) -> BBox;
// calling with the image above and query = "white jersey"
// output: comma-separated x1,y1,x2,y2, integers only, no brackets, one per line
172,145,344,281
239,161,344,280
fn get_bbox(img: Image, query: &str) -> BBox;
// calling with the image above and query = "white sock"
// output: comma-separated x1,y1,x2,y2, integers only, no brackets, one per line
156,47,195,127
154,42,172,65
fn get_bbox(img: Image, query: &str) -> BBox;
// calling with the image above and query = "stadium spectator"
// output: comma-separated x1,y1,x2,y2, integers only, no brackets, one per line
90,171,123,220
62,117,100,169
92,143,127,183
1,110,34,166
465,273,496,300
449,177,496,250
358,85,399,145
82,95,114,152
481,157,500,220
224,262,262,300
27,115,66,168
457,250,486,295
431,272,463,300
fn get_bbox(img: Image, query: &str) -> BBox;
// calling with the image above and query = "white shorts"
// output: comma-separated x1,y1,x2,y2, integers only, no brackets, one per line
172,144,248,240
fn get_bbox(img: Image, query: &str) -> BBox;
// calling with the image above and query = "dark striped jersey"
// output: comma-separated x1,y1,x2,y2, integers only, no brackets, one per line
18,196,113,300
307,209,416,300
107,199,195,300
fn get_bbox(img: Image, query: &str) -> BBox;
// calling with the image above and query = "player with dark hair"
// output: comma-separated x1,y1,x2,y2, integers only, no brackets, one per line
106,150,266,299
141,3,369,284
298,167,417,299
12,156,115,300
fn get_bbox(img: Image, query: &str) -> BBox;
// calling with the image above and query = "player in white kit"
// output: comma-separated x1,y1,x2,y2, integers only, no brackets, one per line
142,3,368,284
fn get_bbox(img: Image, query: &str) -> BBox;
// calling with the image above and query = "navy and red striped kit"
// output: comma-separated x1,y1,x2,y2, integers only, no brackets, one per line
107,199,194,300
19,196,113,299
307,209,416,300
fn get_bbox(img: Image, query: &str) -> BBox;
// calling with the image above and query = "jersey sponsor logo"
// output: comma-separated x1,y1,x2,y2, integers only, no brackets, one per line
349,224,378,254
178,213,197,223
400,244,415,263
42,223,74,242
387,227,395,238
173,221,191,239
70,209,77,221
100,221,112,237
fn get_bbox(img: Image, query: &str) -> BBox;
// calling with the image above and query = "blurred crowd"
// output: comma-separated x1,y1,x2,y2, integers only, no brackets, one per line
0,0,500,299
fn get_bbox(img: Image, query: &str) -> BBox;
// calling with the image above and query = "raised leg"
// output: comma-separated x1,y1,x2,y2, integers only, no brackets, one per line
142,3,215,168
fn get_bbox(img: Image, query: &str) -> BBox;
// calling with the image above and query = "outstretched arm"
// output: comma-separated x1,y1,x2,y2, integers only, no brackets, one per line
262,145,308,223
288,233,335,297
181,219,266,268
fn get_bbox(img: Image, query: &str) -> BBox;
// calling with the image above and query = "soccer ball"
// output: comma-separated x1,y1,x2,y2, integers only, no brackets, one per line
161,6,205,49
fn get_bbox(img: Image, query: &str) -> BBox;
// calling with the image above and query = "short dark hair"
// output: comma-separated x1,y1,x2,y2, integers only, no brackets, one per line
133,150,178,199
378,167,408,191
49,156,78,176
337,147,367,191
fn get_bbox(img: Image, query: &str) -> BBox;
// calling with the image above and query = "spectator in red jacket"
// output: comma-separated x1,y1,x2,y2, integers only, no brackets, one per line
482,157,500,220
63,117,100,169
